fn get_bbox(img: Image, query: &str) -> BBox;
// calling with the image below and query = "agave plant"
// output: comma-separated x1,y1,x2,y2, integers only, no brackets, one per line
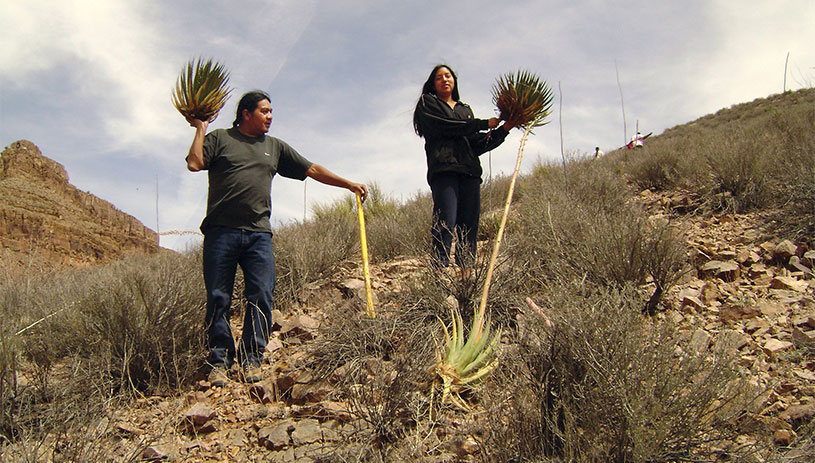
171,57,232,122
476,71,553,335
432,304,501,410
492,70,554,130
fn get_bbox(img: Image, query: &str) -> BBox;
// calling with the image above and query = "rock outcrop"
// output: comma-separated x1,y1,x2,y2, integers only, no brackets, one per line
0,140,158,272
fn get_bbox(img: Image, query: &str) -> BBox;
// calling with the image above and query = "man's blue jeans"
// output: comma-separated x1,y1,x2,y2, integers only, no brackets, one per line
202,227,274,369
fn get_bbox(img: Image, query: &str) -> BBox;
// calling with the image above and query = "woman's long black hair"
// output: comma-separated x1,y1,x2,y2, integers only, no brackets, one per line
413,64,460,138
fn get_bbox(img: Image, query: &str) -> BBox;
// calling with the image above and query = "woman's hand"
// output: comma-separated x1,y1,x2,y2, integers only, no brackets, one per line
488,117,500,129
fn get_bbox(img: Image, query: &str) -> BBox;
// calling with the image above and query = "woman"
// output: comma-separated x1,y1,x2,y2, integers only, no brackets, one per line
413,64,515,275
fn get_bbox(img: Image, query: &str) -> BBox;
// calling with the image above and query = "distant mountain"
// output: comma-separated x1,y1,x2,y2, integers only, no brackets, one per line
0,140,159,276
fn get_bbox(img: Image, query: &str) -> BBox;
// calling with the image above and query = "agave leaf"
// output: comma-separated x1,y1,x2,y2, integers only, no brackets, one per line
460,305,486,353
442,307,459,364
437,315,452,352
460,358,499,385
457,314,491,368
445,308,466,365
461,328,501,375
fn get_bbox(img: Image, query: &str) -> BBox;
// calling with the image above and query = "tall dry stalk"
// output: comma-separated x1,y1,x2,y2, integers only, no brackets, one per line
480,71,553,315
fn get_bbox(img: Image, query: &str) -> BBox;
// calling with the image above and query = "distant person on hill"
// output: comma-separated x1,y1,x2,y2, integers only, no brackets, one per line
186,90,367,386
413,64,516,278
626,131,651,149
629,131,644,149
594,146,603,158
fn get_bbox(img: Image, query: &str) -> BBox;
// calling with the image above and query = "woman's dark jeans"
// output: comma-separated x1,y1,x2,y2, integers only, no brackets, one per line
429,172,480,268
202,227,274,369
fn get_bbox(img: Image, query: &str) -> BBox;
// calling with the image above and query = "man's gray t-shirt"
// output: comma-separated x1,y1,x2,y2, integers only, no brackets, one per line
199,127,312,233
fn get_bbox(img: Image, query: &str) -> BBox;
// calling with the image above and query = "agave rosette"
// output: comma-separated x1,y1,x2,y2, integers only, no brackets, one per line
433,305,501,410
492,70,554,130
172,58,232,122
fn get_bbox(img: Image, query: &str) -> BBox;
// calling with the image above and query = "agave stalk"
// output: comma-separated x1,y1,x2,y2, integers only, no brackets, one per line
479,71,553,316
171,57,232,122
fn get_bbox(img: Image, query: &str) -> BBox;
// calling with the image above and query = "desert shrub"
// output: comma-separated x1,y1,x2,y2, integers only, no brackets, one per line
307,303,441,461
0,320,21,441
4,251,205,401
480,284,757,463
0,271,88,442
768,102,815,241
503,161,687,312
626,139,685,191
55,251,205,393
364,188,432,263
696,126,775,212
0,396,145,462
273,203,357,307
0,251,202,452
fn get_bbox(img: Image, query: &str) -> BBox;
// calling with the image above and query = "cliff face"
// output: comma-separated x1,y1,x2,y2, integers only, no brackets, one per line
0,140,159,271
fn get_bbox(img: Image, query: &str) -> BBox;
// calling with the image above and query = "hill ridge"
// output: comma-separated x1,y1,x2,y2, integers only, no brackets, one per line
0,139,159,273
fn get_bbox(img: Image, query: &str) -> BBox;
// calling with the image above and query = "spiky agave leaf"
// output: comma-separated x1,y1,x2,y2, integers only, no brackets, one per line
492,70,554,130
172,57,233,122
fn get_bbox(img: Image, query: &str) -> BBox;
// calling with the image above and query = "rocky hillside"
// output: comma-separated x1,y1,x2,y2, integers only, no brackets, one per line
0,140,159,274
98,194,815,461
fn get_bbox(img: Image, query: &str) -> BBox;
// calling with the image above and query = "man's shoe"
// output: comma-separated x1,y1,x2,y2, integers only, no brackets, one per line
207,366,230,387
243,365,264,384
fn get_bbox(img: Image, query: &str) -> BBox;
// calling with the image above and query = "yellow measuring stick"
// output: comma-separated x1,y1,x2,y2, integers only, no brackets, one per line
356,193,375,318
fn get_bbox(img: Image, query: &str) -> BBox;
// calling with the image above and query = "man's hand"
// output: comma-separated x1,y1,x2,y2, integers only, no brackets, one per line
349,182,368,203
188,117,209,130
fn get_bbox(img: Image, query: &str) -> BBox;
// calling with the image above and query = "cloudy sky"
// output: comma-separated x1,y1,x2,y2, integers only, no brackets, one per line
1,0,813,251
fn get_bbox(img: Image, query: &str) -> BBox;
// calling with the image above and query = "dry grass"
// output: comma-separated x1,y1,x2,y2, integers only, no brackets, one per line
306,303,441,461
500,158,688,314
1,250,204,456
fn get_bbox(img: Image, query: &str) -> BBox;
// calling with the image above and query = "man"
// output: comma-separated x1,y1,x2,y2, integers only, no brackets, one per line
187,90,367,386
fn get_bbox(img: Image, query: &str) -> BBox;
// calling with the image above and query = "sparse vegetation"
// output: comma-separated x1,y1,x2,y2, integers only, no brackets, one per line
480,284,759,462
2,88,814,461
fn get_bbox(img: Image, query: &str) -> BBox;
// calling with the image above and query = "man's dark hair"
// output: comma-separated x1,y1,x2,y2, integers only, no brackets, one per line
233,90,271,128
413,64,460,137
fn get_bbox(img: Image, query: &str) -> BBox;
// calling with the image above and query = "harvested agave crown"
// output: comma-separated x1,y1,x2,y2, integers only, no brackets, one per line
172,58,232,122
492,70,554,130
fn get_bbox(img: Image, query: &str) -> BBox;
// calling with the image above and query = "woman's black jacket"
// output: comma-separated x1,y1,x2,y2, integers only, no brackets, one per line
414,93,509,184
